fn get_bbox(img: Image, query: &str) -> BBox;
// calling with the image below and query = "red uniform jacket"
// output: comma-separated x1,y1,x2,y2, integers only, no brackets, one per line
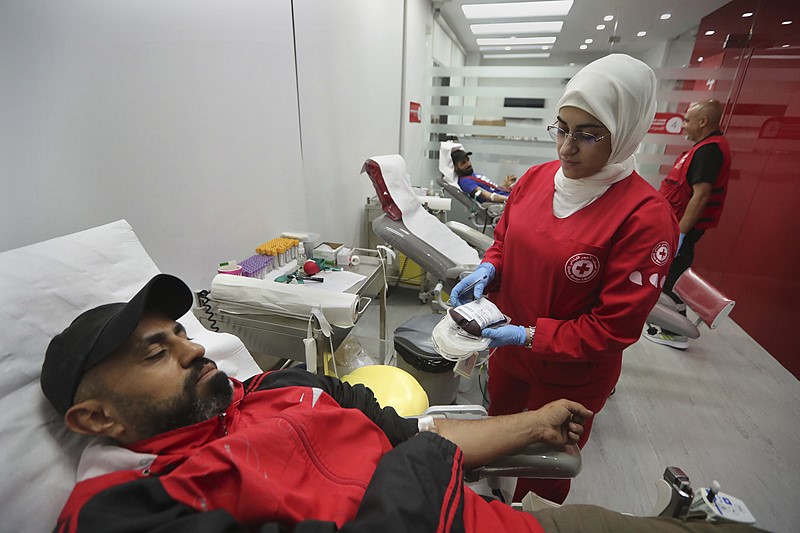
484,161,678,409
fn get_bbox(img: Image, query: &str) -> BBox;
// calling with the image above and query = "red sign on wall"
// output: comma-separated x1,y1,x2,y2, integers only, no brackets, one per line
648,112,684,135
409,101,421,123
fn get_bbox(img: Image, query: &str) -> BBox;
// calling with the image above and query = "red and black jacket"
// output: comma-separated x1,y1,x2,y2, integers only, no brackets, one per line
55,368,543,533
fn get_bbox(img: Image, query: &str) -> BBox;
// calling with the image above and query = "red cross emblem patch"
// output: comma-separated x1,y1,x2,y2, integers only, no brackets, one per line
651,241,671,266
565,253,600,283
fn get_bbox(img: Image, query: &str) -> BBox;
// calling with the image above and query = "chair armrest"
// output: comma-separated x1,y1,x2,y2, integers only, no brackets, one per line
419,404,582,481
647,302,700,339
470,443,581,481
674,269,736,329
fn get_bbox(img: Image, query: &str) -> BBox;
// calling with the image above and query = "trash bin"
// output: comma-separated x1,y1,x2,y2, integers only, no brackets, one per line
394,314,460,405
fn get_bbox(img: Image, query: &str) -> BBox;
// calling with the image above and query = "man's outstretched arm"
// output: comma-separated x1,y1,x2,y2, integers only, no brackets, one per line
428,399,592,470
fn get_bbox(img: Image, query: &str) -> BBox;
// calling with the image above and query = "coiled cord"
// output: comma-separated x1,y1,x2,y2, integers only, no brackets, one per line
196,290,219,332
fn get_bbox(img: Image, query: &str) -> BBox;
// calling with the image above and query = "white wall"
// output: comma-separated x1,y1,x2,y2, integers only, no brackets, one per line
0,0,306,289
294,0,404,249
400,0,432,185
1,0,413,288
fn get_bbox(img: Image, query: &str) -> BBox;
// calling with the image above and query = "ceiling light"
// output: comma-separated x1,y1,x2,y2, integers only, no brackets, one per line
477,36,558,46
585,38,593,44
705,30,715,35
742,12,753,18
580,44,588,50
480,44,557,51
637,31,647,37
470,21,564,35
782,20,792,25
596,24,606,30
698,56,704,62
483,53,552,59
660,14,671,20
782,44,790,48
463,1,573,19
604,15,614,22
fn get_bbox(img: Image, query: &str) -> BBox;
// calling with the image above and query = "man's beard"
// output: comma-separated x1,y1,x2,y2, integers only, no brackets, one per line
455,164,473,177
111,358,234,441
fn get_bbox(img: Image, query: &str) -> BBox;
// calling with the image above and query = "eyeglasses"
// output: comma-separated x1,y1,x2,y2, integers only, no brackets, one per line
547,125,609,148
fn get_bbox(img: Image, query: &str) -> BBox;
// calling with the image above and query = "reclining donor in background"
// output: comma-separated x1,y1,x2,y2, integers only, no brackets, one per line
42,273,763,532
452,148,515,204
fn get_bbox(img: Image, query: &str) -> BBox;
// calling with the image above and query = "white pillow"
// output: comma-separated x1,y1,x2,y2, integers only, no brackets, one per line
0,219,261,533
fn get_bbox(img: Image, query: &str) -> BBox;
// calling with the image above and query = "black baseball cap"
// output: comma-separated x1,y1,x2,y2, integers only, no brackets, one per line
451,149,472,164
41,274,193,415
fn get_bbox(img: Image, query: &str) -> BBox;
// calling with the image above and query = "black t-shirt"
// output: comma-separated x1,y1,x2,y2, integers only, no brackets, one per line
686,131,724,186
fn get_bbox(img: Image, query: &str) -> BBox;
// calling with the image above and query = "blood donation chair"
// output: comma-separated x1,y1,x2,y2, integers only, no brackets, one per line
437,141,504,233
1,219,580,532
362,154,483,308
645,268,736,340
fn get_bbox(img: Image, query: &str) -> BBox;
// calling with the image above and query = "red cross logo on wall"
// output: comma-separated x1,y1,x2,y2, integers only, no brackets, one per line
651,241,671,266
565,253,600,283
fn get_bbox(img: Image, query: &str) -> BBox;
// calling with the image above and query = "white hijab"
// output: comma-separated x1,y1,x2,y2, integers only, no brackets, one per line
552,54,657,218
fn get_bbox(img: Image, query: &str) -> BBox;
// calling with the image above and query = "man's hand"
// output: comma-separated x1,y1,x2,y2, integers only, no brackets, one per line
534,399,594,446
501,174,517,191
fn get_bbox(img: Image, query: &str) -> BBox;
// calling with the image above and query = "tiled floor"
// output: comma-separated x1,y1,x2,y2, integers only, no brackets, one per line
350,286,800,533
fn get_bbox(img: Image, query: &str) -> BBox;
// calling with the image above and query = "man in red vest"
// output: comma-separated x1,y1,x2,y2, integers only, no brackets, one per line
645,100,732,349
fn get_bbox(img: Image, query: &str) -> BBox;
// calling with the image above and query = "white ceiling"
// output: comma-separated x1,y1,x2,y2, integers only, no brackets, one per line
434,0,732,64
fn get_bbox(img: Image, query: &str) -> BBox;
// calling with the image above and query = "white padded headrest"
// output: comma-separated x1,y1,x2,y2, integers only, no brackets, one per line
0,219,260,533
439,141,464,185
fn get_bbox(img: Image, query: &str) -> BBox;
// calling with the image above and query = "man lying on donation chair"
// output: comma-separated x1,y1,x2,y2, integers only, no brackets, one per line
42,273,763,533
452,148,515,205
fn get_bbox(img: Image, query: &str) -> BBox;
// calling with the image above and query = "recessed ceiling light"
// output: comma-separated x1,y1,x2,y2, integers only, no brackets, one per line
782,44,790,48
698,56,704,62
637,31,647,37
479,44,558,51
580,44,588,50
596,24,606,30
604,15,614,22
660,14,671,20
464,1,573,19
483,53,552,59
782,20,792,25
705,30,715,35
742,12,753,18
585,38,593,44
470,21,564,35
476,36,558,46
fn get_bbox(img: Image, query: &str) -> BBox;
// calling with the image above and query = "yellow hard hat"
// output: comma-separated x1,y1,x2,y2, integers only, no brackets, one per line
342,365,429,417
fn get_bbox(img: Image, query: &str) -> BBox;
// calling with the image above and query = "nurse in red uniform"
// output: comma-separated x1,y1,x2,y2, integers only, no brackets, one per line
450,54,678,504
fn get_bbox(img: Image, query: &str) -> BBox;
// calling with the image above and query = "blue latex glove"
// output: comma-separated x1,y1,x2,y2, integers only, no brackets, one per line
481,325,527,348
677,233,686,256
449,263,496,307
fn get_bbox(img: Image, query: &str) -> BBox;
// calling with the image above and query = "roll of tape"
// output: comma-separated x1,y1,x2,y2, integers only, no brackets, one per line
349,255,360,266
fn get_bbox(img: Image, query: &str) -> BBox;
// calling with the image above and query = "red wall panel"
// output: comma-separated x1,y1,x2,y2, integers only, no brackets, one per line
688,0,800,378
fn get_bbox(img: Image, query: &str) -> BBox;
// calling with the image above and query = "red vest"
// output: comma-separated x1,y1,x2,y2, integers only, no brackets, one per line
659,134,731,230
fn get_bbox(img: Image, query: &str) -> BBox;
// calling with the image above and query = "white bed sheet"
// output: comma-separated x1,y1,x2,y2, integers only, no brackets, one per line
370,154,480,267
